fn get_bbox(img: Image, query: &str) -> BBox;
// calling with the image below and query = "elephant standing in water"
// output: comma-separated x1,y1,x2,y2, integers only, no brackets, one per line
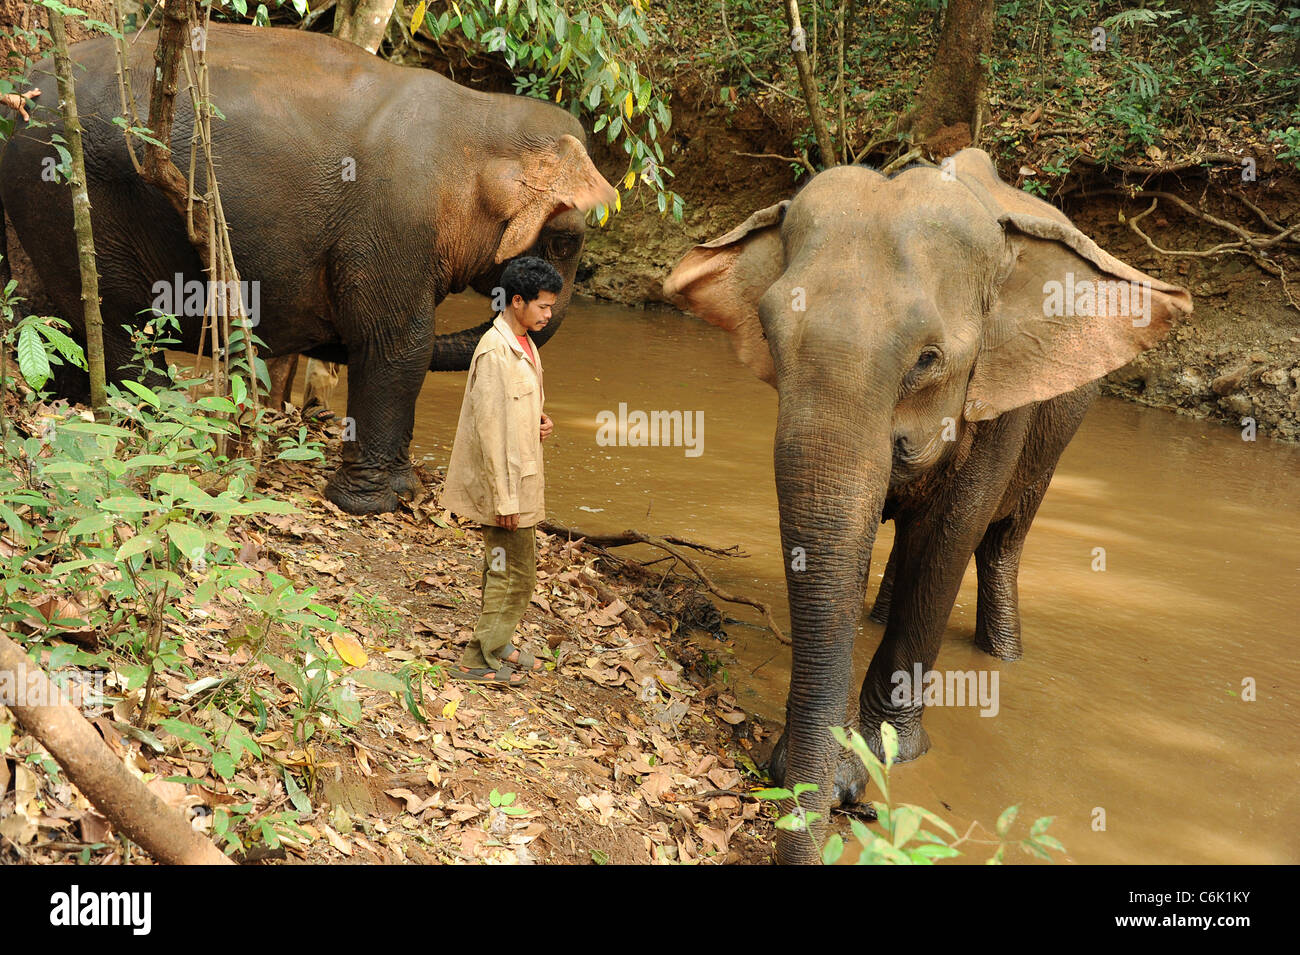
664,149,1191,864
0,23,616,514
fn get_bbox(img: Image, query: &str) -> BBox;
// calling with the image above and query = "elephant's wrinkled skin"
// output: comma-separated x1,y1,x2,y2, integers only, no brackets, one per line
664,149,1192,863
0,24,616,514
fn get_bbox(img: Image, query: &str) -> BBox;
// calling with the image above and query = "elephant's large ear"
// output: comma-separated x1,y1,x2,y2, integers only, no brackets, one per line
950,148,1193,422
661,201,789,387
480,134,619,264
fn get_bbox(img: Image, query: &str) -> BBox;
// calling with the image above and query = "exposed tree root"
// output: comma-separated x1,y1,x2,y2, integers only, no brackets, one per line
539,522,788,644
1118,194,1300,312
0,632,233,865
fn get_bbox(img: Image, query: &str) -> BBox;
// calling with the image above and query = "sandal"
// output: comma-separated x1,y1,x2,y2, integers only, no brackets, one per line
501,645,545,673
452,664,526,685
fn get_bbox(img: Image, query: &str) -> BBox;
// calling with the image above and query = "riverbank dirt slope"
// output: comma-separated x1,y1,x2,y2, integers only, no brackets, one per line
0,397,780,865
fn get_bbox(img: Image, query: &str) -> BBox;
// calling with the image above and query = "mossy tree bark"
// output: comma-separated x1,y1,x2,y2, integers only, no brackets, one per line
139,0,212,253
47,5,106,411
783,0,838,168
334,0,397,54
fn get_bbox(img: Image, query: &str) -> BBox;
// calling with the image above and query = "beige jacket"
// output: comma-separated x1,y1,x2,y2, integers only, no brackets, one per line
441,314,546,526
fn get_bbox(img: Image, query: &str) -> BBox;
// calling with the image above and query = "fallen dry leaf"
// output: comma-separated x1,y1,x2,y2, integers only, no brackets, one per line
589,599,628,627
322,824,353,856
333,632,369,667
80,810,112,845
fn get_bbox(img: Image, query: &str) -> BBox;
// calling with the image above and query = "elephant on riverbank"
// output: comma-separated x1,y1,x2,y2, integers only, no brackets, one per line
663,148,1192,863
0,23,616,514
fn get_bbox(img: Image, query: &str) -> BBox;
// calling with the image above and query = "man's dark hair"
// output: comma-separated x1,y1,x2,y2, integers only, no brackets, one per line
501,256,564,306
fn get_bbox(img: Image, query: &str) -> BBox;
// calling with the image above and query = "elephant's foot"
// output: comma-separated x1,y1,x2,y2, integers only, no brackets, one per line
974,604,1023,661
768,727,873,809
974,623,1023,661
325,465,400,515
859,707,931,763
389,461,424,500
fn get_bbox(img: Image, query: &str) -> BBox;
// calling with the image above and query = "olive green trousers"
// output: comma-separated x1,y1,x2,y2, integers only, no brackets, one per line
459,524,536,669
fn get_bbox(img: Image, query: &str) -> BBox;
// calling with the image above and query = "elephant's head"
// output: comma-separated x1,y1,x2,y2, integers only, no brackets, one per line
468,132,617,347
663,148,1192,863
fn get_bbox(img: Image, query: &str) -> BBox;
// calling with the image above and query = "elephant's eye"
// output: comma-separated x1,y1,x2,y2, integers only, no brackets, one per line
903,346,943,394
547,233,579,258
913,346,941,372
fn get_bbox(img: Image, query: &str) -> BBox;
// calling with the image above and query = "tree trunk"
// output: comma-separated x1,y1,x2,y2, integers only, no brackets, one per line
47,7,107,411
904,0,995,147
140,0,211,255
782,0,837,168
0,632,233,864
334,0,397,55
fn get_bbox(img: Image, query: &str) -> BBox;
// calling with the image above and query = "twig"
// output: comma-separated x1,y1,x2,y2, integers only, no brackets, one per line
1126,199,1246,257
0,631,232,864
132,1,158,41
783,0,836,167
881,146,922,175
733,149,817,178
0,830,32,861
300,0,337,29
677,788,750,801
635,537,785,643
1094,187,1300,249
835,0,846,164
1229,190,1285,233
1075,151,1241,177
539,522,747,559
851,118,900,165
539,523,787,643
1124,198,1299,311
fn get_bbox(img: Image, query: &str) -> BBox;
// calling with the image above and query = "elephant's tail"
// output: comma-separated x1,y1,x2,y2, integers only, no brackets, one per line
430,317,496,372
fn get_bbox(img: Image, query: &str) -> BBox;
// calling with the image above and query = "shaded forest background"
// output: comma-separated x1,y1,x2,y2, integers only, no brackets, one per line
3,0,1299,436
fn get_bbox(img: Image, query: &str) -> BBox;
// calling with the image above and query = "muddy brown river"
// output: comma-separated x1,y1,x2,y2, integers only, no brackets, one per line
302,293,1299,864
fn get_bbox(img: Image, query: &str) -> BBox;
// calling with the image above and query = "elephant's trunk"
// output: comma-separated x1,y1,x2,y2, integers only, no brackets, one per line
427,280,574,371
456,233,586,365
429,318,497,371
772,389,892,865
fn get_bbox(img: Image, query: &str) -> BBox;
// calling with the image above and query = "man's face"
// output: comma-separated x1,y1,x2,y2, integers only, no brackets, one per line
512,290,557,333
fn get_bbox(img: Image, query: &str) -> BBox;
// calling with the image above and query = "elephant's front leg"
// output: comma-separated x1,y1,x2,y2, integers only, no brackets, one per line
325,318,434,515
767,712,874,809
857,416,1031,762
856,516,940,762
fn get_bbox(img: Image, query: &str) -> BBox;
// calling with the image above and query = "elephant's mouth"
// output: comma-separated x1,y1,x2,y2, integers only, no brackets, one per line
890,431,946,480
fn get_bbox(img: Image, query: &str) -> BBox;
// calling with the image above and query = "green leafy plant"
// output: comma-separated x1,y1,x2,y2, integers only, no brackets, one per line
489,788,528,815
760,721,1066,865
0,295,386,851
1270,120,1300,168
417,0,682,219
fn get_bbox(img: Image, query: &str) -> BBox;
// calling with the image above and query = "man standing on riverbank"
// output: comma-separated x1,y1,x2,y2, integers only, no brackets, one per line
441,257,559,684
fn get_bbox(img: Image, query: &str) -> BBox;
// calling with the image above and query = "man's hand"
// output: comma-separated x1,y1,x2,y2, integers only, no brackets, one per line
539,413,553,442
1,89,40,122
496,513,520,531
